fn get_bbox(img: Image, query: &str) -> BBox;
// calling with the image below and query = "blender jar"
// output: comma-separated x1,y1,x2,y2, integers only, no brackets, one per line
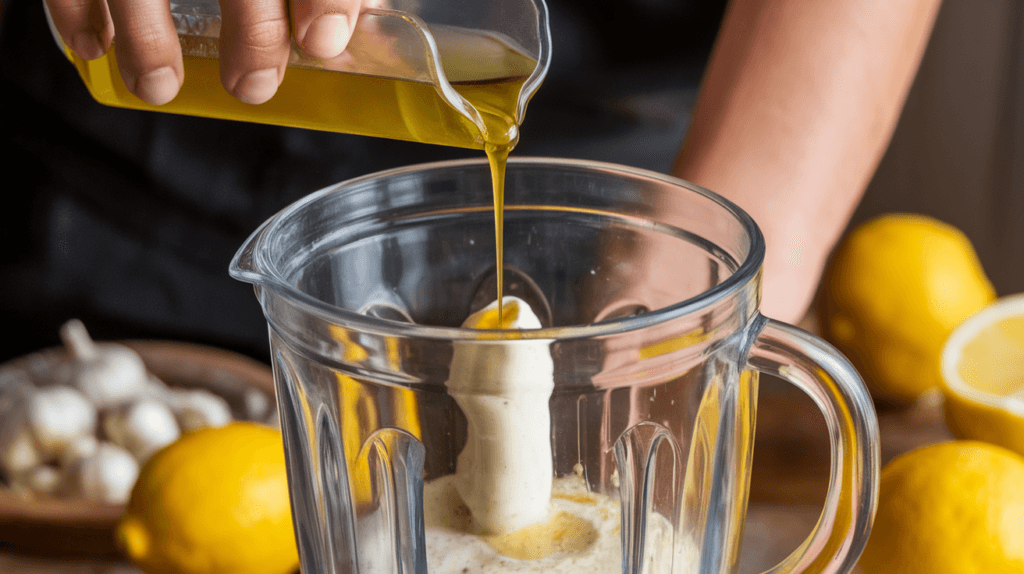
230,158,880,574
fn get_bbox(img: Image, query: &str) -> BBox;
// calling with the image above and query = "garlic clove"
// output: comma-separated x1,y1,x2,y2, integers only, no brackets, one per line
168,389,233,432
69,442,139,504
141,375,172,402
23,464,62,496
60,320,149,409
1,377,39,478
1,426,42,477
106,399,181,462
102,410,128,450
61,434,100,468
26,386,97,459
243,389,272,422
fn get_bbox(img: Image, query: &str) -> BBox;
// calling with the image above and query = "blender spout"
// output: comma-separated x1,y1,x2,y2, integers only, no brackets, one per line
228,222,275,288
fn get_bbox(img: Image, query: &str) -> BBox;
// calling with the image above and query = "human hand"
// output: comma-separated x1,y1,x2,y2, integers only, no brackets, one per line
44,0,366,105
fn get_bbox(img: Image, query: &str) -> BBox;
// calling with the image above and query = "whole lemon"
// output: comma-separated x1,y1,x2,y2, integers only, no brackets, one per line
859,441,1024,573
116,422,299,574
820,214,995,404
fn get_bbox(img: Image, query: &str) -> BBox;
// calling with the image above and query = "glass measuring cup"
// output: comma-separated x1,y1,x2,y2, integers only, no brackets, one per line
230,158,880,574
43,0,551,149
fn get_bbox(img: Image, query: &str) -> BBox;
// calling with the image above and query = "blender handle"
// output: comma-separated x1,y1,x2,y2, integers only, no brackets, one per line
746,317,881,574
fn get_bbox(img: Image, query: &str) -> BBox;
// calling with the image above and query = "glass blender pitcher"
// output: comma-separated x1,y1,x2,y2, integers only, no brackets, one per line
230,158,880,574
44,0,551,149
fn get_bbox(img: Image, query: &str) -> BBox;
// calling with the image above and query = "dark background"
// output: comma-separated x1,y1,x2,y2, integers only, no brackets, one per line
0,0,727,362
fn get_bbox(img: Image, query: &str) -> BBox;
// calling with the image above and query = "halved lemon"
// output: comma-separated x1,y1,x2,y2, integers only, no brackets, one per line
941,293,1024,458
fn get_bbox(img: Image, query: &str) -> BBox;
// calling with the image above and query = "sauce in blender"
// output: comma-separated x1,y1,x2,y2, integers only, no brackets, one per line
432,297,692,572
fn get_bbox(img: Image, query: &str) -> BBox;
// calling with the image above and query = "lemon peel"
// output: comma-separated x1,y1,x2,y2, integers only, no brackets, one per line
859,441,1024,574
820,214,995,404
116,422,298,574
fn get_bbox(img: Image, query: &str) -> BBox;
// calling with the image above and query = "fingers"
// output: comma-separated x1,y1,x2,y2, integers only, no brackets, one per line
217,0,290,104
292,0,363,59
49,0,358,106
105,0,183,105
44,0,114,61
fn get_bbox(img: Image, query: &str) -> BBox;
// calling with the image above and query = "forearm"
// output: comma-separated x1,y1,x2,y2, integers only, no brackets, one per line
672,0,941,322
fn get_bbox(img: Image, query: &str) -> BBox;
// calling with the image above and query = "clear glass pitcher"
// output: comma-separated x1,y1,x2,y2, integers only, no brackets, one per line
44,0,551,149
230,158,880,574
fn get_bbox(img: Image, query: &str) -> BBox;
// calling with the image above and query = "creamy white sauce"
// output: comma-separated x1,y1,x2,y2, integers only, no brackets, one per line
425,297,696,574
445,297,554,534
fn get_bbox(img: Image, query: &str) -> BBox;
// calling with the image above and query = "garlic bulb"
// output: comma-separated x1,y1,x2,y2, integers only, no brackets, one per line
168,389,233,432
68,442,139,504
26,386,97,458
60,319,148,408
104,400,181,462
3,319,261,502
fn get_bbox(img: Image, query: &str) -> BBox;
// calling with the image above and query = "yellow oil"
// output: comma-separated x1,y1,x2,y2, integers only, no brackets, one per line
487,145,510,324
65,32,534,149
66,30,538,324
484,511,598,559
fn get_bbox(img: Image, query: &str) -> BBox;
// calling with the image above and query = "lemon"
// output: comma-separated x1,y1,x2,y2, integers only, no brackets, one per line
859,441,1024,574
941,293,1024,457
116,422,299,574
820,214,995,404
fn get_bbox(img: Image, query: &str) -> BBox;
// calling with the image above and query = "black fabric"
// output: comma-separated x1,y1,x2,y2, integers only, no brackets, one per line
0,0,725,362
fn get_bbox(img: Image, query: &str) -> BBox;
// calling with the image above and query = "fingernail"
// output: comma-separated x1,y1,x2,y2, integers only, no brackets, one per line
303,14,351,59
135,67,181,105
232,68,280,105
71,31,106,60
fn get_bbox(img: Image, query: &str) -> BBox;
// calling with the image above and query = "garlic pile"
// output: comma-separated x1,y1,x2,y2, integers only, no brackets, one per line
0,320,272,504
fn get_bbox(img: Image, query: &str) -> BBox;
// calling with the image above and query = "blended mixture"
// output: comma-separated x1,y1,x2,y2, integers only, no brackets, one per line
422,474,693,574
426,297,697,574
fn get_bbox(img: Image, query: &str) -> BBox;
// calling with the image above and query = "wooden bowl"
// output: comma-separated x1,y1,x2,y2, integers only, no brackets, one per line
0,341,275,557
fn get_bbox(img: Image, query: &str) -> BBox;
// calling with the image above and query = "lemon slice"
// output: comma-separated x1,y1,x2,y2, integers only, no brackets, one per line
941,293,1024,458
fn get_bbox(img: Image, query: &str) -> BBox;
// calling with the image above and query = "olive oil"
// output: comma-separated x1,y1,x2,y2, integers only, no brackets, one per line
487,145,510,323
65,31,534,149
66,27,538,325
